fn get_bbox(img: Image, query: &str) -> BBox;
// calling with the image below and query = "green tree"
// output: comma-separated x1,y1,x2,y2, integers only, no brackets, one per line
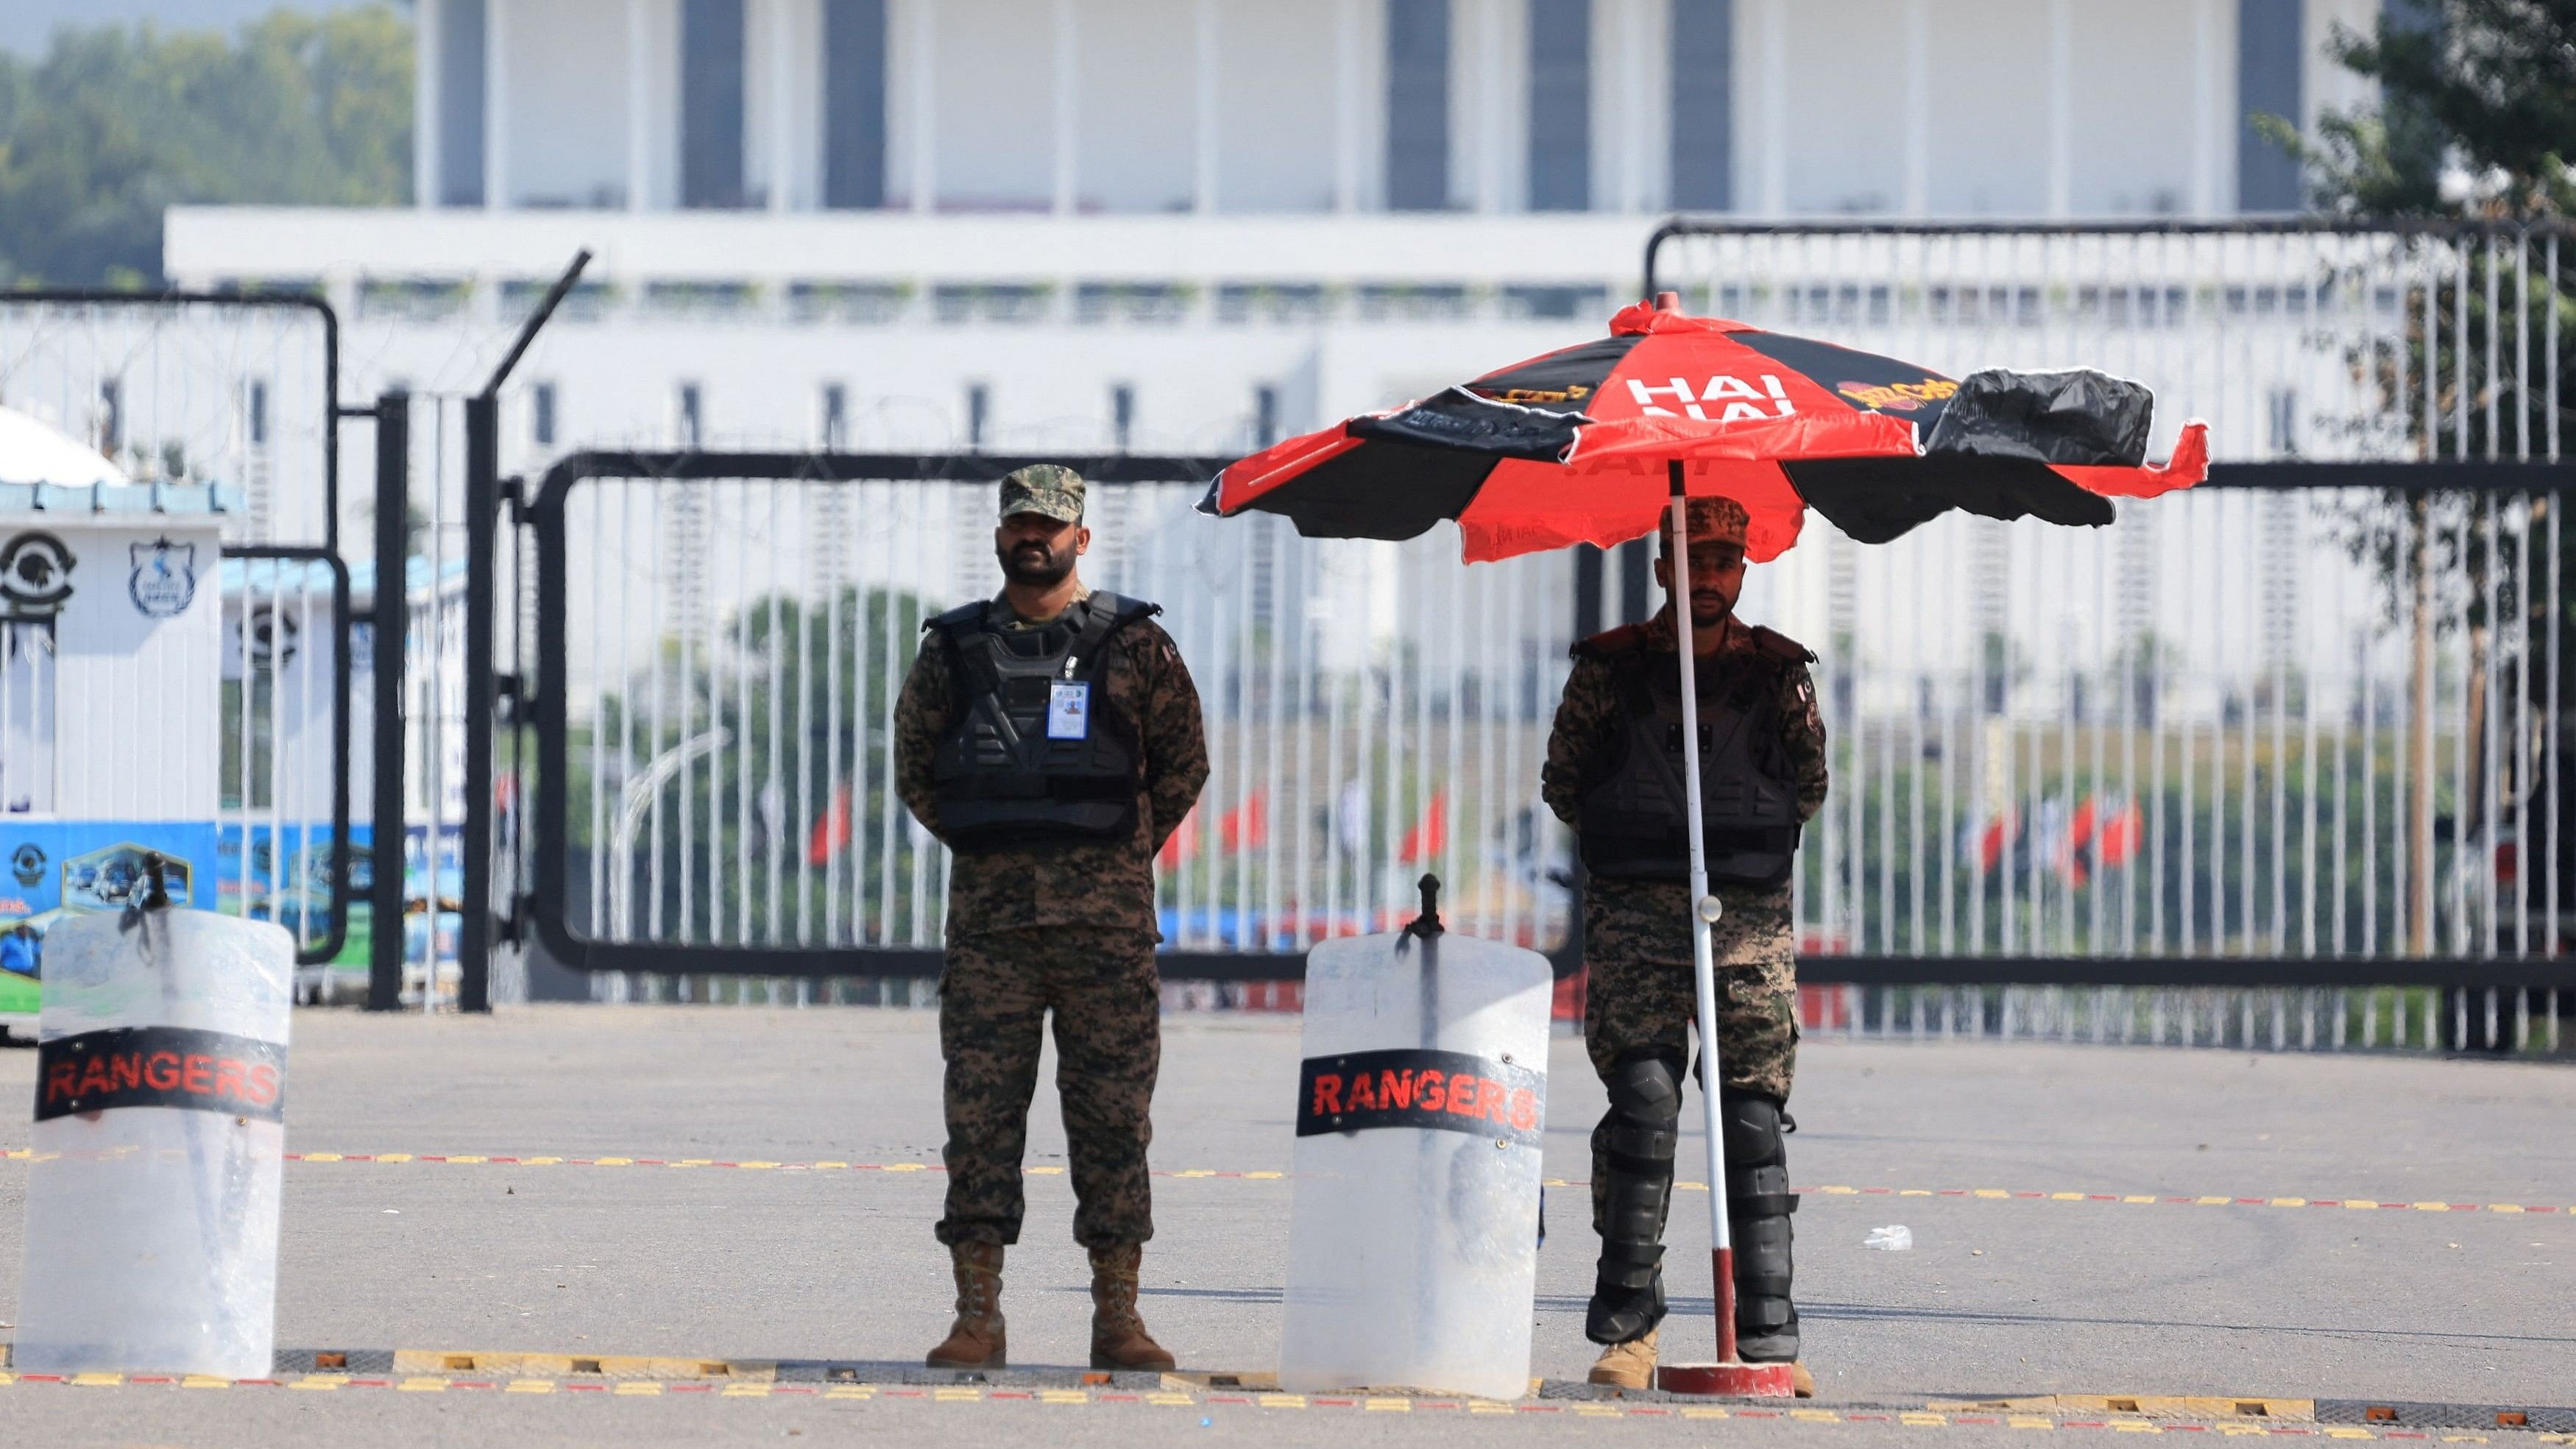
0,5,412,288
2265,1,2576,218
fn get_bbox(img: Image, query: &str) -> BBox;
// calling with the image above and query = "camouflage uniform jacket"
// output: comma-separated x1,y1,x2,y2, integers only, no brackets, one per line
1542,610,1830,938
894,588,1209,943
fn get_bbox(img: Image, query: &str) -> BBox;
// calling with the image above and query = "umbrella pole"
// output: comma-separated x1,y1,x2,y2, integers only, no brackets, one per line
1663,460,1737,1367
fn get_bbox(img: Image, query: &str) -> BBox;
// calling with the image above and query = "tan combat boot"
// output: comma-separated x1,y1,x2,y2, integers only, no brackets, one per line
1586,1328,1657,1389
1791,1362,1816,1397
925,1242,1007,1368
1087,1244,1177,1371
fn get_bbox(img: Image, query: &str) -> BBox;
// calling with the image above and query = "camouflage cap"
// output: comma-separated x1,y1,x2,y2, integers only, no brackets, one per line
998,464,1086,523
1656,495,1750,553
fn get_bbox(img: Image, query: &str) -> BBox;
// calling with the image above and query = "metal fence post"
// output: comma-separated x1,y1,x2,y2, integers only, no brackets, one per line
460,393,498,1014
369,390,408,1012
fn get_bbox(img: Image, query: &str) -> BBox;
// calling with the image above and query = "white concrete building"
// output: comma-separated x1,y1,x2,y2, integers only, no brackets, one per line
165,0,2385,464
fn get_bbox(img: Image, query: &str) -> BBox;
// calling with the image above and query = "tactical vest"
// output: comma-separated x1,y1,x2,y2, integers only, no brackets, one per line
927,591,1158,852
1573,624,1810,887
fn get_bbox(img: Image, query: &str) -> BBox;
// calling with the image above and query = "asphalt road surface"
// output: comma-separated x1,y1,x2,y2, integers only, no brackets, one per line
2,1003,2571,1448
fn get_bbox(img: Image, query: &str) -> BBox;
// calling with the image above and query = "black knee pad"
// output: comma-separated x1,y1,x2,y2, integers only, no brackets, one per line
1720,1091,1786,1170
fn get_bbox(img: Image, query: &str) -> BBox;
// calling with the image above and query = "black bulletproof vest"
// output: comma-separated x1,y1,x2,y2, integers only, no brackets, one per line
1575,629,1804,887
928,591,1157,851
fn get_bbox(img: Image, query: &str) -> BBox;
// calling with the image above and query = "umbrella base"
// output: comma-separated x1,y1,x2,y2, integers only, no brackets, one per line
1657,1361,1800,1397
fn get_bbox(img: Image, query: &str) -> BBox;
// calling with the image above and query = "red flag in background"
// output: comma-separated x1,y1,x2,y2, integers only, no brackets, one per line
1399,791,1448,865
2095,798,2143,868
1157,805,1203,871
1220,788,1269,853
808,784,852,867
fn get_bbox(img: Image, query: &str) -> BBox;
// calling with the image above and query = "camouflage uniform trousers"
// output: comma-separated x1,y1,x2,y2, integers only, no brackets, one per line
935,927,1161,1250
1582,879,1798,1238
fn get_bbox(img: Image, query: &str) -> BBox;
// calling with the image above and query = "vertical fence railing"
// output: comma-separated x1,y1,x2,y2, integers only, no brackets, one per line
216,548,352,977
526,455,1580,990
1641,220,2573,1051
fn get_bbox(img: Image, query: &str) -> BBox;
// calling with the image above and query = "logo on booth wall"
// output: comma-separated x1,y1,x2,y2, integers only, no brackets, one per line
9,843,43,888
129,537,197,617
0,531,76,619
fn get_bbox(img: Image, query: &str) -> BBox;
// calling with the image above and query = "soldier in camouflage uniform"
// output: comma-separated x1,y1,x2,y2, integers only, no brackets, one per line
1540,496,1828,1394
893,464,1209,1372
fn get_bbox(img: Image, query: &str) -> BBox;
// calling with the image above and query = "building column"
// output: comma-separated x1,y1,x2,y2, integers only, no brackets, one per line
1052,0,1078,216
1617,0,1646,213
2045,0,2073,218
417,0,441,207
910,0,937,213
484,0,509,210
1193,0,1220,213
769,0,797,212
627,0,653,210
2190,0,2222,215
1757,0,1786,216
1474,0,1504,213
1900,0,1928,215
1333,0,1363,213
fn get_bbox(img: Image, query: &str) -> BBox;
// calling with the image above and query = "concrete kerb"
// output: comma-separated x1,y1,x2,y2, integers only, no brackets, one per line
6,1345,2574,1429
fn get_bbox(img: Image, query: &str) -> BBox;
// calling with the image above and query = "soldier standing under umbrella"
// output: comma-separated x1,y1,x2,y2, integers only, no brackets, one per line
1542,495,1827,1395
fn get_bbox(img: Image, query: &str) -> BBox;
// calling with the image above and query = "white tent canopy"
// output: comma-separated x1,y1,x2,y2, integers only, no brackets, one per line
0,403,127,488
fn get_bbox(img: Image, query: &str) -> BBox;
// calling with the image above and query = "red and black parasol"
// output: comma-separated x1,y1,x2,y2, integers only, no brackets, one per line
1206,296,2208,562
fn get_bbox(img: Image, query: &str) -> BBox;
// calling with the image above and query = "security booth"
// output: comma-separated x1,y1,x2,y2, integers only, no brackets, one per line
0,478,227,1038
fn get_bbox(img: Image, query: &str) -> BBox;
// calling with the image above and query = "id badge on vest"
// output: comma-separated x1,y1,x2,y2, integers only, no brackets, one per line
1047,681,1092,740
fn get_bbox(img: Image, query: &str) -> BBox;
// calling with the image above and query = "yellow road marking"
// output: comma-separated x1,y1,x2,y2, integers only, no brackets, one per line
397,1378,449,1392
71,1372,123,1386
506,1380,556,1393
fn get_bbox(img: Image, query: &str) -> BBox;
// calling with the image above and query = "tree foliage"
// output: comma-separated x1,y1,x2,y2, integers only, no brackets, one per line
2274,0,2576,218
0,6,412,288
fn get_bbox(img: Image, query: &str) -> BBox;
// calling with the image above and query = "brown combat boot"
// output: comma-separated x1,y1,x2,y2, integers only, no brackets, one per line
1586,1328,1657,1389
1087,1244,1177,1371
925,1242,1007,1368
1791,1362,1816,1397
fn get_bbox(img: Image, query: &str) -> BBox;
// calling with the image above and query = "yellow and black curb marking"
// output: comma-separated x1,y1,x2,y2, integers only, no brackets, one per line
7,1147,2558,1218
0,1347,2566,1434
0,1363,2566,1438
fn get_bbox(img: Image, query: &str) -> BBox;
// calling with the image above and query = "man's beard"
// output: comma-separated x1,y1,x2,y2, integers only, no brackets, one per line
1688,589,1733,626
1000,539,1075,587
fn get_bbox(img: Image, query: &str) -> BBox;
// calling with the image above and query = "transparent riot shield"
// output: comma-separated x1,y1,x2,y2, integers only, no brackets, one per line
15,905,294,1378
1278,922,1553,1401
